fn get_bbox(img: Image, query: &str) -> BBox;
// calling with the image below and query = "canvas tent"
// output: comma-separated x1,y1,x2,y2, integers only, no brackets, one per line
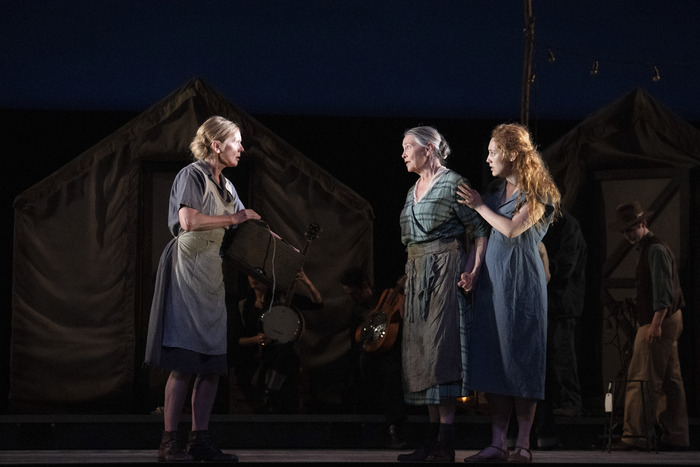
541,87,700,414
10,78,374,413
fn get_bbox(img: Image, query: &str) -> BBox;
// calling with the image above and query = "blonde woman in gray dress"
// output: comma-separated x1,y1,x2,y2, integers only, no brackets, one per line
145,116,260,462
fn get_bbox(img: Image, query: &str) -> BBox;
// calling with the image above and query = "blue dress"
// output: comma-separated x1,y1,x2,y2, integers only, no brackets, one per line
467,179,553,400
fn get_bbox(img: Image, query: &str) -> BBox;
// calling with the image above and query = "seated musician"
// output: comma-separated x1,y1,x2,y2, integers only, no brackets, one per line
341,267,408,449
230,271,322,413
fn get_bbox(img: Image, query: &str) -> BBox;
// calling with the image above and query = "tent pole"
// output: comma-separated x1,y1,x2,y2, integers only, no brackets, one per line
521,0,535,127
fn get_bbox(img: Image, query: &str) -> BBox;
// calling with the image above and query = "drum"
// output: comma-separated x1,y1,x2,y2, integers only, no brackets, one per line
260,305,304,344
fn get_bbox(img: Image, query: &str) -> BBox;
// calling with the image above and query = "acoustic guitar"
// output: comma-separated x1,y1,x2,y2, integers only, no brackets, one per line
354,274,406,353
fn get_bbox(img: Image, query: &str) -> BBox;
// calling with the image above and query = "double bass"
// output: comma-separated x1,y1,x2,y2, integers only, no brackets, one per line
354,275,406,353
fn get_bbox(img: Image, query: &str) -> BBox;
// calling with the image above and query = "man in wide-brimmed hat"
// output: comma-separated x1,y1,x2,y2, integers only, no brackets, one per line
609,201,653,234
609,201,689,451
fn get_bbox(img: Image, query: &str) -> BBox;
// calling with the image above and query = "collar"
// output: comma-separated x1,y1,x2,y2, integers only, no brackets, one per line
636,231,655,251
196,159,222,183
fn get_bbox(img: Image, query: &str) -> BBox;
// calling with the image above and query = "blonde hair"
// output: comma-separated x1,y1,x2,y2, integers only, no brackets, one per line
404,126,451,165
189,116,240,160
491,123,560,226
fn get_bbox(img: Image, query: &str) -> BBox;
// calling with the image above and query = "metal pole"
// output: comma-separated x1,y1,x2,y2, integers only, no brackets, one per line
521,0,535,126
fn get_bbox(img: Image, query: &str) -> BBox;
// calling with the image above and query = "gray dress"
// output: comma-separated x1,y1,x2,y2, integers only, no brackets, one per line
399,169,488,404
145,160,245,371
467,179,553,400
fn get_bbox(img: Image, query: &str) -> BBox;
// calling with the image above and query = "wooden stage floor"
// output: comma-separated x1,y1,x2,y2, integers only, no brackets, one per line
2,412,698,464
1,448,700,464
0,449,700,465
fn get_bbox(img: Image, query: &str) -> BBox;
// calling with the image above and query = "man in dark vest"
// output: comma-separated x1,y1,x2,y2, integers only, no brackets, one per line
610,201,689,451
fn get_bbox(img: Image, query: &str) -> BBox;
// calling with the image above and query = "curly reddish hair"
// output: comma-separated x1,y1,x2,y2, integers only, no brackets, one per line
491,123,561,226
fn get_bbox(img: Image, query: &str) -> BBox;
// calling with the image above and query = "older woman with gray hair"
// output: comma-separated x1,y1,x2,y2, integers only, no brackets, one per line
396,126,488,462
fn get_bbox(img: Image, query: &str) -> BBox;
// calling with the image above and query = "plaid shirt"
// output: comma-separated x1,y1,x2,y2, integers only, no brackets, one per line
400,169,488,246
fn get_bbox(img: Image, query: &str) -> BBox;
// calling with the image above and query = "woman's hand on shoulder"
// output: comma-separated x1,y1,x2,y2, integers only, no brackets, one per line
457,183,483,210
230,209,261,225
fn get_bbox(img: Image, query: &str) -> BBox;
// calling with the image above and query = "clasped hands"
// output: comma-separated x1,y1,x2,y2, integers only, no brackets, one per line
459,271,477,293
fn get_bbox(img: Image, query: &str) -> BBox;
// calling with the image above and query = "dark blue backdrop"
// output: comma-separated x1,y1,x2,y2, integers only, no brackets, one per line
2,1,700,121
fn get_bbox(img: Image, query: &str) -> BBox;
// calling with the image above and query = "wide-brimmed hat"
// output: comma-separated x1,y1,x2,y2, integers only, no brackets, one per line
609,201,653,231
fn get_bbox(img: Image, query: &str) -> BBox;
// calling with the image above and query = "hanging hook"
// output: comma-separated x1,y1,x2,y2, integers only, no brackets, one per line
590,60,599,76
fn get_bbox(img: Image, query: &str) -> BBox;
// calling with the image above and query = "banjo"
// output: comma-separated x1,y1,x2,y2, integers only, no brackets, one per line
259,223,320,344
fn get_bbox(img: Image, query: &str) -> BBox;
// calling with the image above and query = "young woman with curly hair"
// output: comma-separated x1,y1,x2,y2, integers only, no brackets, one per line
457,123,560,464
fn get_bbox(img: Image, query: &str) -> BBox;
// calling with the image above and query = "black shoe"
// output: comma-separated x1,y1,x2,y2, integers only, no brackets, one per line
397,442,434,463
425,441,455,462
187,430,238,462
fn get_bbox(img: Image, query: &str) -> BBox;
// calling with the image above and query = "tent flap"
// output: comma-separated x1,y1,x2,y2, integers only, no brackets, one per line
10,78,373,412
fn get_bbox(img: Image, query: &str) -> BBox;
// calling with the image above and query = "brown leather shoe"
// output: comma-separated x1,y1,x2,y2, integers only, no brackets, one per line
187,430,238,462
509,446,532,463
157,431,193,463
